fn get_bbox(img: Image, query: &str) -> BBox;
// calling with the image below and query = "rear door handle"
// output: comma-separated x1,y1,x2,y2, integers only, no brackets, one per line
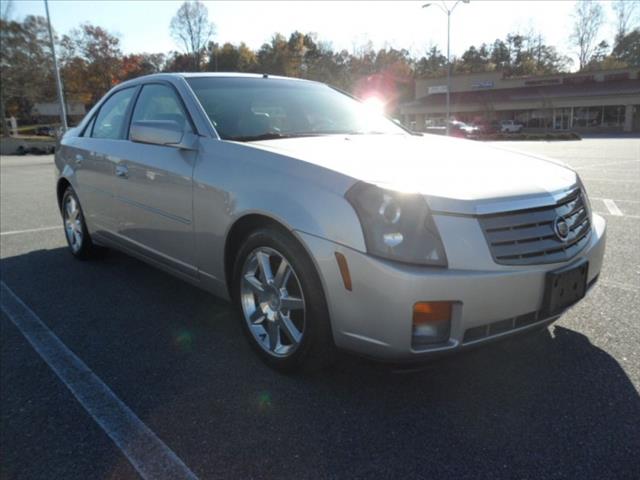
115,164,128,178
75,154,84,165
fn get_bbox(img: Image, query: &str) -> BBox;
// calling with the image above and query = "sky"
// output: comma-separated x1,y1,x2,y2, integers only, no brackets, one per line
9,0,620,69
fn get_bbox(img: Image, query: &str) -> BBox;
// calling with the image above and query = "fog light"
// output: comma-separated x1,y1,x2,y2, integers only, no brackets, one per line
412,302,453,346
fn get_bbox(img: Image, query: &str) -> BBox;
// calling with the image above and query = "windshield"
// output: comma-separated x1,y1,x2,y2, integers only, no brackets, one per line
186,76,407,141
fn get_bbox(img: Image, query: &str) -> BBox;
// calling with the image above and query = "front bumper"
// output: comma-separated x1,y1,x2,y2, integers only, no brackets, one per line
296,213,606,361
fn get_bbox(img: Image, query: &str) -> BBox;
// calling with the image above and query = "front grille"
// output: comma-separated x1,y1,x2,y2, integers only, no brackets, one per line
479,188,591,266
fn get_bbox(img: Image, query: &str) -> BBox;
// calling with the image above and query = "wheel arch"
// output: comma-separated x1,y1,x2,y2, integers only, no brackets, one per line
223,213,326,302
56,177,71,212
225,214,292,293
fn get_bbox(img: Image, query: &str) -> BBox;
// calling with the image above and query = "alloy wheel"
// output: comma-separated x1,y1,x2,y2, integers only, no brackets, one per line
63,194,83,253
240,247,306,357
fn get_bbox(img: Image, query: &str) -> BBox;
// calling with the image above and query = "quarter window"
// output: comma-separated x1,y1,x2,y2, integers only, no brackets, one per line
130,84,191,133
91,88,135,139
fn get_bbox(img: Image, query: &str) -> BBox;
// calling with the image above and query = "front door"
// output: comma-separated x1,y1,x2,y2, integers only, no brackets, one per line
114,83,198,276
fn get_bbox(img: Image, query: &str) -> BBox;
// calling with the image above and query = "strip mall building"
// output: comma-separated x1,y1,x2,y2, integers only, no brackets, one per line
399,68,640,133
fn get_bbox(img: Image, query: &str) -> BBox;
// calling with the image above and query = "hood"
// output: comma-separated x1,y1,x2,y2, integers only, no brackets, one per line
248,133,577,215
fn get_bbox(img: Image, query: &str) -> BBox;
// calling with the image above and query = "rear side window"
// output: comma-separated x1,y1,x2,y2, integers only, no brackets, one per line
130,84,191,133
92,88,135,139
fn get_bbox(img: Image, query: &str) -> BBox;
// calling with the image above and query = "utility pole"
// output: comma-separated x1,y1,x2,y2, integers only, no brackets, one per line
446,8,451,137
423,1,470,136
44,0,68,131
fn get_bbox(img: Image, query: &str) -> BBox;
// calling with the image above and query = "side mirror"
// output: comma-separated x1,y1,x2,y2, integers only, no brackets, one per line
130,120,197,150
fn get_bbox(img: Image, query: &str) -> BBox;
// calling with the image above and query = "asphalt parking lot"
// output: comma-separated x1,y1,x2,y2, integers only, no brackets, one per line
1,137,639,479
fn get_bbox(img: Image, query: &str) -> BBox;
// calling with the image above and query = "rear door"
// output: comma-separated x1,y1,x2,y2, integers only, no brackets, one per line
72,87,137,234
114,82,198,276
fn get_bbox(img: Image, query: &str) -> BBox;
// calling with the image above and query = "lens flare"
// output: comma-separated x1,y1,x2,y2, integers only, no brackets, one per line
174,329,194,352
258,391,272,411
362,96,386,116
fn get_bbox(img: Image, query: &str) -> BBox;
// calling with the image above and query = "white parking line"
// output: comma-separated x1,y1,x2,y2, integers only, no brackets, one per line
0,226,60,236
602,199,624,216
580,177,640,184
591,197,640,204
0,281,198,480
576,159,640,170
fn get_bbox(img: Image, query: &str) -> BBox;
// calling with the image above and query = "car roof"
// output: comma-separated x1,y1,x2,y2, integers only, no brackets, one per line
114,71,320,91
133,71,311,82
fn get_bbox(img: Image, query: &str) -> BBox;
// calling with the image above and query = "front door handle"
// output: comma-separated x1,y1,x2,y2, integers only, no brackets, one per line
115,164,128,178
75,154,84,165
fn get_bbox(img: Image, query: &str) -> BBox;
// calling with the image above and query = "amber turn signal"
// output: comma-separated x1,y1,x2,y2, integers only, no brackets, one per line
334,252,352,291
413,301,452,325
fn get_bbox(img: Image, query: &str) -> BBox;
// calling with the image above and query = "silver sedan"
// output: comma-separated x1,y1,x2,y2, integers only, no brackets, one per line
55,73,606,371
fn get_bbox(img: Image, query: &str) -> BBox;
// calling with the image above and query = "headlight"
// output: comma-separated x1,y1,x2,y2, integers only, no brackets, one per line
576,175,593,222
345,182,448,267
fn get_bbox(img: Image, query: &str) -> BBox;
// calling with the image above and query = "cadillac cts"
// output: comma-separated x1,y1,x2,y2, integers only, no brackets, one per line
55,73,606,371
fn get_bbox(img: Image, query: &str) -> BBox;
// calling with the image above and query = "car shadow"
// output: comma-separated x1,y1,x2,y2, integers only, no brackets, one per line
1,246,639,479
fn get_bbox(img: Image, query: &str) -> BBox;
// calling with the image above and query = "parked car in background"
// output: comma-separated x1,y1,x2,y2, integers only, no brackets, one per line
424,120,477,138
34,126,55,137
500,120,524,133
474,120,501,135
55,73,606,372
449,120,478,138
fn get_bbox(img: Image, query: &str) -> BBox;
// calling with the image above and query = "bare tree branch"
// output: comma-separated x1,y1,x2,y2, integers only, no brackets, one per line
612,0,639,41
570,0,604,70
169,1,215,71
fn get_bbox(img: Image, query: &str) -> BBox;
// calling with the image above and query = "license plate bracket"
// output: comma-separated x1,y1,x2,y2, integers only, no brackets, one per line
542,260,589,316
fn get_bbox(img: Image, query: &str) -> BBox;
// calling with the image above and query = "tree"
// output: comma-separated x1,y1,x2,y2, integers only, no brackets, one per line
207,42,257,72
570,0,605,70
164,51,196,72
489,39,510,71
415,46,447,77
120,53,166,80
612,0,639,42
612,28,640,66
583,40,611,70
170,1,215,71
458,44,492,73
60,24,123,106
1,0,13,21
256,33,294,76
0,15,56,124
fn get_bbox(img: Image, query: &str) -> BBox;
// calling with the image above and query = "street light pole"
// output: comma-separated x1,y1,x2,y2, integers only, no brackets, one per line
446,8,451,136
44,0,68,132
423,1,469,136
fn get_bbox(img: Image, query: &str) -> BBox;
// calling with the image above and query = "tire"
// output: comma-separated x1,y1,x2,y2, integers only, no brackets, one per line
61,186,105,260
232,226,334,372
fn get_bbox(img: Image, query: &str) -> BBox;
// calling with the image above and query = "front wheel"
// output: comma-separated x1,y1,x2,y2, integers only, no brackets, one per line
232,226,334,372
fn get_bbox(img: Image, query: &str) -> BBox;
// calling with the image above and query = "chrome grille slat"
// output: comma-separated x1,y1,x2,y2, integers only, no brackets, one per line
486,222,555,244
482,209,557,231
479,188,592,266
493,221,590,258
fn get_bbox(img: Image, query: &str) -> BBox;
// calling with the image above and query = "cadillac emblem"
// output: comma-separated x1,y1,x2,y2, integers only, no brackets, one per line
553,216,570,241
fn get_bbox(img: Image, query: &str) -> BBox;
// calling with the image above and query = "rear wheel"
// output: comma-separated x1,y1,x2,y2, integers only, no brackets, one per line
61,186,104,260
232,226,334,372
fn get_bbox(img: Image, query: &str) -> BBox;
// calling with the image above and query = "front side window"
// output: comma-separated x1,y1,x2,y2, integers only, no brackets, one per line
186,77,406,141
130,84,191,133
92,87,135,139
